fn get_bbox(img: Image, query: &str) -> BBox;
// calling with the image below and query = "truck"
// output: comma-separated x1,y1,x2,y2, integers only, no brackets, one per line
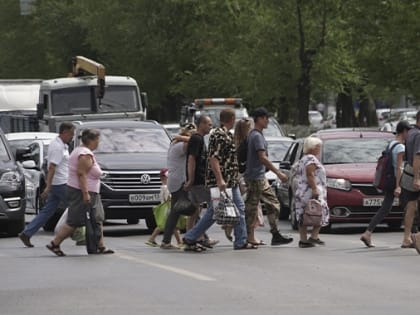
180,98,248,127
0,56,148,133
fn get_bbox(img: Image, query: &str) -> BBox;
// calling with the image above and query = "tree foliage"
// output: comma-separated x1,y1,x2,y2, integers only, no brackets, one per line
0,0,419,125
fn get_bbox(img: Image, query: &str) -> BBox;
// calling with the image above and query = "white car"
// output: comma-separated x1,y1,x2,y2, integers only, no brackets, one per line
265,136,294,185
308,110,324,130
5,132,57,213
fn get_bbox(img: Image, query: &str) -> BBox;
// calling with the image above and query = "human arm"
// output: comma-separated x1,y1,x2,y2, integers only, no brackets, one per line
77,155,94,203
394,152,404,196
184,154,196,190
257,150,288,182
306,163,319,199
173,135,190,143
41,163,56,199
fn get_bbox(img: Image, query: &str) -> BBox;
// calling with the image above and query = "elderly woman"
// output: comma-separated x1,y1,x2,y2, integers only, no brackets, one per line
294,136,329,248
47,129,113,256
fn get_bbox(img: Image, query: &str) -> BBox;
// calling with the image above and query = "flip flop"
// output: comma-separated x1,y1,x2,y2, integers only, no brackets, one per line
234,243,258,250
248,240,266,246
360,236,375,248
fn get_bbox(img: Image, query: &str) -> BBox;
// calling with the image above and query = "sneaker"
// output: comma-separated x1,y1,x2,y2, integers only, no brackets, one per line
198,239,219,248
145,240,158,247
308,237,325,245
18,233,34,248
160,242,178,249
299,241,315,248
271,233,293,246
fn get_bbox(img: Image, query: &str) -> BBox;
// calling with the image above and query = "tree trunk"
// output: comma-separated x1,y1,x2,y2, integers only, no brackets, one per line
336,89,356,127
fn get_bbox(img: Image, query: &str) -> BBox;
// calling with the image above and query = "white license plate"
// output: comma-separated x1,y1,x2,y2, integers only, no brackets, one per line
363,198,399,207
129,194,160,203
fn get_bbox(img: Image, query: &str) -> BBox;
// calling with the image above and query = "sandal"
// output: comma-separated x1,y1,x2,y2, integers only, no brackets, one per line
46,241,66,257
183,243,205,252
234,243,258,250
248,240,266,246
97,247,114,254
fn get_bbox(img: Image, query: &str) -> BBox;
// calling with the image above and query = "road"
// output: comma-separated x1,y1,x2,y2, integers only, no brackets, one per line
1,219,420,315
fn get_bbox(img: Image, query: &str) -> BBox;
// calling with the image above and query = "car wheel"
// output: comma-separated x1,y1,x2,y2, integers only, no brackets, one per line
387,221,402,231
290,198,298,230
145,215,157,232
127,218,139,225
278,203,290,220
7,216,25,236
320,224,331,233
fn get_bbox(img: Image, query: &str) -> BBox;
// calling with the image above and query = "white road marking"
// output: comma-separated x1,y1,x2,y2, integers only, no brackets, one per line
115,252,216,281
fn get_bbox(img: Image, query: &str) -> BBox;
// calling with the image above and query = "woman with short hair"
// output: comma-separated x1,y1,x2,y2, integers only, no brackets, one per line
47,128,113,256
294,136,329,248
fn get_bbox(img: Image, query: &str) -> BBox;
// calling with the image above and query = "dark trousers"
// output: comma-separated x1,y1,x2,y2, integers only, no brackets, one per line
162,187,189,244
367,190,394,232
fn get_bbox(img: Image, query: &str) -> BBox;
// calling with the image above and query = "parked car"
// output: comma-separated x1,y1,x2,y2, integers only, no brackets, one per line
264,117,287,137
163,123,181,138
274,129,402,230
323,111,336,129
308,110,324,130
0,128,28,236
6,132,57,215
71,120,171,230
265,136,294,187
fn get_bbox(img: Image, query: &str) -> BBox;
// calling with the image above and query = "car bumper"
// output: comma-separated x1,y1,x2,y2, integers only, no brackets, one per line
0,195,25,221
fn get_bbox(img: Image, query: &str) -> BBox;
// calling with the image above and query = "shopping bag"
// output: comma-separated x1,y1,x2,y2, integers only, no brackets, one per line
153,200,171,230
85,207,101,254
54,208,68,235
301,199,322,227
55,208,86,242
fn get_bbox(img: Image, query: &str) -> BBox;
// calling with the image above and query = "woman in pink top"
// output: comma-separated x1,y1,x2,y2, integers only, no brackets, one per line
47,129,113,256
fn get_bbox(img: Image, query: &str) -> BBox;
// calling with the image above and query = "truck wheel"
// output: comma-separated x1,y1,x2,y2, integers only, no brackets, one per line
7,217,25,236
145,215,157,232
127,218,139,225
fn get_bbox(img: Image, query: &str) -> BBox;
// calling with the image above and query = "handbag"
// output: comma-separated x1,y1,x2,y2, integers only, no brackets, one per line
301,199,323,227
213,191,240,226
85,206,101,254
172,193,196,215
400,163,419,192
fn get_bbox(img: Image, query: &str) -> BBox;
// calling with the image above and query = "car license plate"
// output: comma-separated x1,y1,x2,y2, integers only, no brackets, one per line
129,194,160,203
363,198,399,207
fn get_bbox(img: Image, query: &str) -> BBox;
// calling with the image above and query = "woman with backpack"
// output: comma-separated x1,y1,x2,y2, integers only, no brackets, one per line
360,120,411,248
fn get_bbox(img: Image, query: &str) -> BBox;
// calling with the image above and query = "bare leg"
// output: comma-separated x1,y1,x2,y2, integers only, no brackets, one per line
174,229,182,245
147,227,161,243
299,226,308,242
403,200,417,245
310,226,322,240
52,223,75,246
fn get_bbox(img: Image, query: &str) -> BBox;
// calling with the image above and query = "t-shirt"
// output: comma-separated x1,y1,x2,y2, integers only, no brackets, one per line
186,134,207,185
406,127,420,166
48,136,70,185
244,129,266,180
167,141,187,193
388,140,405,175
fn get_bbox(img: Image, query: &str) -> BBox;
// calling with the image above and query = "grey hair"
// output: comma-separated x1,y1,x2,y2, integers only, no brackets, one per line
303,136,322,154
81,128,100,145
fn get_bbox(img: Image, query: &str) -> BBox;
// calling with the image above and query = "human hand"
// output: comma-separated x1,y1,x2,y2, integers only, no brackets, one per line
40,186,50,200
311,188,320,200
414,179,420,191
394,186,401,197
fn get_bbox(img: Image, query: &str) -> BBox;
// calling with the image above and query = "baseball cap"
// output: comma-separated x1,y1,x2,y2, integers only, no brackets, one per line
396,120,412,134
251,107,272,119
160,168,168,177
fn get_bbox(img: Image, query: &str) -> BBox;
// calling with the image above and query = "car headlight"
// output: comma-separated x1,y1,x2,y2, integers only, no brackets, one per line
0,171,22,189
326,178,351,191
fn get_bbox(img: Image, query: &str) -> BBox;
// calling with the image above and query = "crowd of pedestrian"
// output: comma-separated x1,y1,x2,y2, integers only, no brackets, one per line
17,109,420,256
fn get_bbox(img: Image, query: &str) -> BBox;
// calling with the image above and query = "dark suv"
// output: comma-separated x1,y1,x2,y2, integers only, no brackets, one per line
72,120,171,230
0,128,26,235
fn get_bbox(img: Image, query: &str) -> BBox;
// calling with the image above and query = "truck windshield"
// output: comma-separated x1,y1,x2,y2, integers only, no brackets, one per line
93,127,170,153
51,86,140,115
198,107,248,127
98,86,140,113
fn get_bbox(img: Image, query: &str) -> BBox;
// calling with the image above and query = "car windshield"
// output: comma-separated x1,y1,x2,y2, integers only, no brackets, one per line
264,118,286,137
268,141,292,161
322,138,390,164
93,127,170,153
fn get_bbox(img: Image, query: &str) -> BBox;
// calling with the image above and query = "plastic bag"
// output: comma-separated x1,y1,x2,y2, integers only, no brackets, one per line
54,208,86,242
153,200,171,230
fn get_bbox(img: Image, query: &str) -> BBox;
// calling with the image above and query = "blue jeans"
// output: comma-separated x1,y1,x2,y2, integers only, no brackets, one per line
184,186,247,249
23,184,68,237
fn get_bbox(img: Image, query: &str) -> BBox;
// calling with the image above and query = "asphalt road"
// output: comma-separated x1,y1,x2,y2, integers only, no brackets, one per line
1,219,420,315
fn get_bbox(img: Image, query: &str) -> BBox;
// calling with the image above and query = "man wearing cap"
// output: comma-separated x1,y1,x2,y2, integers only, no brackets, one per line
360,120,411,248
244,107,293,246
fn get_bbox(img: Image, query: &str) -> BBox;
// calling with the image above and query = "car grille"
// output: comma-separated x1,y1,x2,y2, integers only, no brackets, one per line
352,184,382,196
102,171,162,191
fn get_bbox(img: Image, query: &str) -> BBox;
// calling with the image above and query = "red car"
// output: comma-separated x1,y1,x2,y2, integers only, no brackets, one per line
276,129,403,230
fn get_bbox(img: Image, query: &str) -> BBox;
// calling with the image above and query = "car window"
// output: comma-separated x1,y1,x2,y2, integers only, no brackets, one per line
7,139,32,156
28,143,41,167
322,138,390,164
94,127,171,153
267,141,292,162
0,137,11,161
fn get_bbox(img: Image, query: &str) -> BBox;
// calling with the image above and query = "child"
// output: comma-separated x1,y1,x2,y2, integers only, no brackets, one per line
145,168,182,247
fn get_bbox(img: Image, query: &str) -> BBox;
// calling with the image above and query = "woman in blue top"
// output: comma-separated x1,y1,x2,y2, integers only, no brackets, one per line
360,120,411,248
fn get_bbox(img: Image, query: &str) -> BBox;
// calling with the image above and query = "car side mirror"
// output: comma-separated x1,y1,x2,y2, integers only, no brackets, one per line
279,161,291,170
22,160,37,169
15,147,31,162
